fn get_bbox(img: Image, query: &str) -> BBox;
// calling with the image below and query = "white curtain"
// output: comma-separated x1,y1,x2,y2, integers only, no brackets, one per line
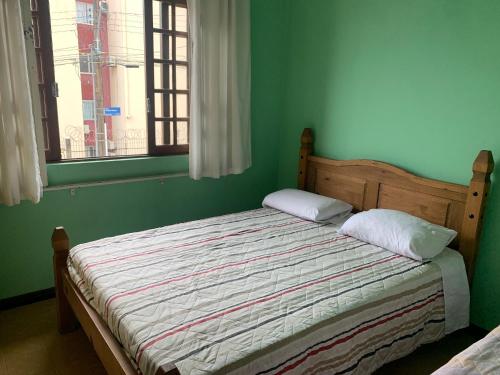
0,0,45,206
188,0,251,180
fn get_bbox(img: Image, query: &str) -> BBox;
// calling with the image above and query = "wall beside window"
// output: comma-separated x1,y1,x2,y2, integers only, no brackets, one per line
0,0,290,301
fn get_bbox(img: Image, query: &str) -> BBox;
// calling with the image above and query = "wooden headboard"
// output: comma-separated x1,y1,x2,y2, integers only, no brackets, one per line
297,128,494,282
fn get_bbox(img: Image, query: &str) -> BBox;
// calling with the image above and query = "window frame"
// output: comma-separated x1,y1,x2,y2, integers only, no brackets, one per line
76,1,94,25
79,54,93,74
32,0,189,163
144,0,189,156
82,100,96,121
31,0,62,162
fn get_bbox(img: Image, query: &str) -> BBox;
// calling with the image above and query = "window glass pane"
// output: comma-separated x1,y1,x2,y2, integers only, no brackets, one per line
49,0,147,159
154,93,170,118
153,35,174,60
176,94,188,118
170,65,173,89
168,5,173,30
176,65,187,90
165,38,173,63
154,63,172,90
177,121,188,145
155,121,173,145
154,62,162,89
76,2,93,25
32,16,40,48
85,146,96,158
42,120,49,150
176,36,187,61
152,1,161,29
36,52,44,83
175,6,187,33
168,35,173,60
153,32,162,59
79,55,91,73
38,86,47,118
82,100,95,120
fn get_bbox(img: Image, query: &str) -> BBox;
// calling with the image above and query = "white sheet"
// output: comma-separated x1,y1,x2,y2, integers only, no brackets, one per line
432,325,500,375
431,248,470,334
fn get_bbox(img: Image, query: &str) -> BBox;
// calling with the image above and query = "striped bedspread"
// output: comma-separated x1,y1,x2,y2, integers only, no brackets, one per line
433,325,500,375
68,208,446,375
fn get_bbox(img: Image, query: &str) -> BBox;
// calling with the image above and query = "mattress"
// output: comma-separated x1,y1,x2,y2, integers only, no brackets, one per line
432,325,500,375
67,208,468,375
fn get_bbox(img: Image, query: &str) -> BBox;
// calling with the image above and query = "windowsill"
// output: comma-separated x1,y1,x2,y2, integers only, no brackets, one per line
47,154,151,164
47,154,189,187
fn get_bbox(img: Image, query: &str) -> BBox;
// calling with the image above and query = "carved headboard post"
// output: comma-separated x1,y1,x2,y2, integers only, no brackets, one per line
460,150,494,282
298,128,313,190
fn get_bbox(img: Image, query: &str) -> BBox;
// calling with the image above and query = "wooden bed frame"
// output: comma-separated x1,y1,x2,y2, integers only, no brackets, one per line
298,128,493,281
52,127,494,375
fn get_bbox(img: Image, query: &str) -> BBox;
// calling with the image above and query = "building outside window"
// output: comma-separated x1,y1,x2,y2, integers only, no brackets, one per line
31,0,189,161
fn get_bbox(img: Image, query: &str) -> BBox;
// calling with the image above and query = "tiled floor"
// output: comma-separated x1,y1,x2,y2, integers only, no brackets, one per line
0,299,486,375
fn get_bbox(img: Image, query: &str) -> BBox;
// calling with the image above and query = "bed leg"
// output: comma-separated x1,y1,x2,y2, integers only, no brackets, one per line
52,227,78,333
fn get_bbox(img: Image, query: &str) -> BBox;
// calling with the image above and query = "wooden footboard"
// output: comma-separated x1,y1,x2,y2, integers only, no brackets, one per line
51,227,180,375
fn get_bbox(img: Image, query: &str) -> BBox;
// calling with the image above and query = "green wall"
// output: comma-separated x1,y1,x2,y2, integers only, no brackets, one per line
2,0,499,331
277,0,500,330
0,0,289,300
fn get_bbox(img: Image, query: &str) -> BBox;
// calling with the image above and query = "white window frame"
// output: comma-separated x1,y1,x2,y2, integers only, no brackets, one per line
76,2,93,25
79,54,93,74
82,100,95,121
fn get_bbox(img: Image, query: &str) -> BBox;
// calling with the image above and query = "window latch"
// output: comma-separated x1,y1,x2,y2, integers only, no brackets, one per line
146,97,151,113
52,82,59,98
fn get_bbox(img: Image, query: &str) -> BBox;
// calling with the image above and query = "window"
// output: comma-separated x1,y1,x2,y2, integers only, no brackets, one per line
85,146,97,158
79,54,92,74
31,0,189,162
145,0,189,155
76,2,94,25
82,100,95,121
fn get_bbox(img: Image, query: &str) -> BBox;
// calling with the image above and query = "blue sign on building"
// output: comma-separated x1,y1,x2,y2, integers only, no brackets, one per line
104,107,121,116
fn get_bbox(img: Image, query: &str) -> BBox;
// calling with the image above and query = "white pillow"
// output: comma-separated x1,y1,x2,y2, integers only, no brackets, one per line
339,209,457,260
262,189,352,222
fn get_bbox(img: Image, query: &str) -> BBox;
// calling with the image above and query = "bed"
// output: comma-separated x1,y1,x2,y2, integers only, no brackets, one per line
51,128,494,375
432,325,500,375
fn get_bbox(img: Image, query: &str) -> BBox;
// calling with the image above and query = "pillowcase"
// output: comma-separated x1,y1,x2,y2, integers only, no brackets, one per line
339,209,457,260
262,189,352,222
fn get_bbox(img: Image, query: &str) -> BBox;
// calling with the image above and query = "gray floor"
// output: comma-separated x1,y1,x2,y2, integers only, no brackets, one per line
0,299,486,375
376,327,485,374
